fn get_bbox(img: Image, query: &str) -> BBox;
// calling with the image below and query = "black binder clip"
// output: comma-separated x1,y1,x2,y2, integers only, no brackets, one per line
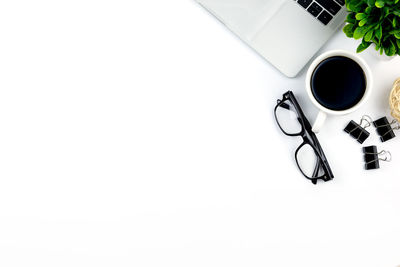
372,117,400,142
362,146,392,170
344,115,372,144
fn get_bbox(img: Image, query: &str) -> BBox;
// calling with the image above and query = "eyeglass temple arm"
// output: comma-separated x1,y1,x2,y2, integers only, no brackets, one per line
310,134,334,179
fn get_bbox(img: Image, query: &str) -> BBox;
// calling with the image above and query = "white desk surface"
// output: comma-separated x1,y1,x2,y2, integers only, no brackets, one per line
1,1,400,267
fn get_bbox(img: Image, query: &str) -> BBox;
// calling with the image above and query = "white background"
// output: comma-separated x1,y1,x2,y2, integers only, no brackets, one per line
1,1,400,266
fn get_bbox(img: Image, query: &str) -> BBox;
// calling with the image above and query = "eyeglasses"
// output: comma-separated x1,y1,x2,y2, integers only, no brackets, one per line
274,91,334,184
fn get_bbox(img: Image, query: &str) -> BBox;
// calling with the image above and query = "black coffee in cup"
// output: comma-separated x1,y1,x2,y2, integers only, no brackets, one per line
311,56,366,111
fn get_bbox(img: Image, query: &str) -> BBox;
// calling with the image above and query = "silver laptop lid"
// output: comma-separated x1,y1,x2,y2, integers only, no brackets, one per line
196,0,286,41
196,0,346,77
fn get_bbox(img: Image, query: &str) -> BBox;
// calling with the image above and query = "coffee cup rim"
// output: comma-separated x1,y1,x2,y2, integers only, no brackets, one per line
305,50,372,115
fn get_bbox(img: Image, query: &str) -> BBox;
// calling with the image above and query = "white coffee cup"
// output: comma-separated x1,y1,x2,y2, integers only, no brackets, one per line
305,50,373,133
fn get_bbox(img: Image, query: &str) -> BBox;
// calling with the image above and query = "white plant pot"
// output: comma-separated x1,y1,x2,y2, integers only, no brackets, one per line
368,44,396,61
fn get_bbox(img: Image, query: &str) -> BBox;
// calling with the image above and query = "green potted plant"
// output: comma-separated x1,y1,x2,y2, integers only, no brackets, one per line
343,0,400,58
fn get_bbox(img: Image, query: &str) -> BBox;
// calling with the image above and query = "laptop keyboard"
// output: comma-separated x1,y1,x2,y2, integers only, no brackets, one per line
296,0,344,25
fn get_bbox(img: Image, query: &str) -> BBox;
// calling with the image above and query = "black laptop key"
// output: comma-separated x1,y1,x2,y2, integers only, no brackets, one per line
298,0,312,9
334,0,345,6
318,11,333,25
315,0,341,15
307,3,323,17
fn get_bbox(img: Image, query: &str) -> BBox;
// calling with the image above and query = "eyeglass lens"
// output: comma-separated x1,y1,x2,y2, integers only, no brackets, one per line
275,100,303,135
296,143,323,178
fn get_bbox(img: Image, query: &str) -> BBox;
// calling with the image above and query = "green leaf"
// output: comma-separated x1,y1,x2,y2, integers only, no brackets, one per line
390,40,397,56
356,13,367,20
359,18,368,26
384,46,390,56
347,1,364,12
357,41,372,53
375,0,385,8
367,0,376,7
375,25,383,40
353,26,370,39
364,29,374,42
385,40,397,56
346,13,356,23
343,23,355,37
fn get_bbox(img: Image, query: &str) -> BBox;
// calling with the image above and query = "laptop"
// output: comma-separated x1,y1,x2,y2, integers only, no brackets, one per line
196,0,347,77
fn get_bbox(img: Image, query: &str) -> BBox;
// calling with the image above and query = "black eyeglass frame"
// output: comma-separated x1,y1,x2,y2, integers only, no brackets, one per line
274,91,334,184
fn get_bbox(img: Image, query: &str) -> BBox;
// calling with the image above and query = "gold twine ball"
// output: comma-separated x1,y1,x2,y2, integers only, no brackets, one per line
390,78,400,122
